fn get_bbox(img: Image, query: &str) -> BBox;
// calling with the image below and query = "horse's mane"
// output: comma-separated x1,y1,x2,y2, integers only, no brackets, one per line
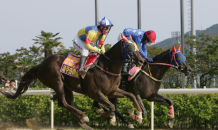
152,50,170,62
104,41,120,55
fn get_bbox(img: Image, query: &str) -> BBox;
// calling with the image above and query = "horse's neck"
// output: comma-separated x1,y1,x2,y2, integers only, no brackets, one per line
150,53,171,80
98,42,124,74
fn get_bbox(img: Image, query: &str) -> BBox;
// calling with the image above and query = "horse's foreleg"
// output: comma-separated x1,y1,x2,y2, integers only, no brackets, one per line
93,101,111,114
135,94,147,118
108,98,134,128
94,91,115,118
93,99,134,128
108,89,143,124
147,94,174,128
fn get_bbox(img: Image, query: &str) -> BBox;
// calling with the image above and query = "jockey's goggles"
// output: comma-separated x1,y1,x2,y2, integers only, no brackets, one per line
147,38,152,44
104,26,111,31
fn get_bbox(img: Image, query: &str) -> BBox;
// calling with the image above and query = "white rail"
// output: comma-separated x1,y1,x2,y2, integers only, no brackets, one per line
1,88,218,130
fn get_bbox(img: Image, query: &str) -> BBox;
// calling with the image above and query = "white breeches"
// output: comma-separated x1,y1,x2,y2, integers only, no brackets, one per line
73,35,98,56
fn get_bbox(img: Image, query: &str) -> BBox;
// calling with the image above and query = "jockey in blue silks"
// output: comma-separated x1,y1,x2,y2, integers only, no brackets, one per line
118,28,156,76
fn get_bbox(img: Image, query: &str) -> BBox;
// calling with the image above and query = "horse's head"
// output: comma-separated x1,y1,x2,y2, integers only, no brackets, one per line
121,33,144,67
170,45,192,76
0,72,5,84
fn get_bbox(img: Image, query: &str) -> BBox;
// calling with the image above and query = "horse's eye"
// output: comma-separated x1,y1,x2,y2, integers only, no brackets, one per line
176,55,183,61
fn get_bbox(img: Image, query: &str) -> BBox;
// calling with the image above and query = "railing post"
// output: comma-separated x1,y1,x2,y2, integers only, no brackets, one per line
50,89,54,129
151,101,154,130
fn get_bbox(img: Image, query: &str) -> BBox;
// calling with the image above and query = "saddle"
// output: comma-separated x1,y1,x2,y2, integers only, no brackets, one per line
119,66,141,91
60,52,99,78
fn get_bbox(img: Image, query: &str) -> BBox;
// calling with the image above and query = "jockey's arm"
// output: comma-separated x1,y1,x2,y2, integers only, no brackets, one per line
85,44,98,52
139,43,147,59
99,45,105,54
99,35,106,54
84,30,98,52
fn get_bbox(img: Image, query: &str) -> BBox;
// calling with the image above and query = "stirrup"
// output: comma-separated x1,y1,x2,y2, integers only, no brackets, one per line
78,69,87,75
121,72,132,76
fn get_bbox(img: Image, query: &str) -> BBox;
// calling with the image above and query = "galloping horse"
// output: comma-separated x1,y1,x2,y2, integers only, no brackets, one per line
0,72,5,84
0,37,144,130
93,45,192,128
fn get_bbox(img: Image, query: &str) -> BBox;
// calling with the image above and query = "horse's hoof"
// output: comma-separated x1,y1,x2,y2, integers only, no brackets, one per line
128,124,134,129
96,108,104,115
110,119,116,126
168,119,174,128
136,111,142,124
136,116,142,124
82,116,89,122
110,115,116,126
127,109,134,115
79,123,93,130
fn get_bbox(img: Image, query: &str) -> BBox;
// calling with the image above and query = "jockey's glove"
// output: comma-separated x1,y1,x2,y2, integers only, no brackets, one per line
147,58,153,63
95,49,102,54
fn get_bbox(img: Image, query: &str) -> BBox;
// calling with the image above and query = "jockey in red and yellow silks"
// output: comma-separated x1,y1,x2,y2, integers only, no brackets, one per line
73,17,113,75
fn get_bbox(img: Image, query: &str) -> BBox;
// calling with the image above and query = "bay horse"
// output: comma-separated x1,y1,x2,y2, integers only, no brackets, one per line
93,45,192,128
0,72,5,84
0,37,144,130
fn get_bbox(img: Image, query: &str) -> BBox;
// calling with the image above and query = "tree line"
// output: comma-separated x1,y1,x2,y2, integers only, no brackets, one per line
0,31,217,88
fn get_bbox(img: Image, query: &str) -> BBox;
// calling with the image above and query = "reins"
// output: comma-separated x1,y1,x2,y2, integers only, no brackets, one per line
100,53,130,63
148,63,178,69
139,53,180,82
92,61,121,76
91,40,136,76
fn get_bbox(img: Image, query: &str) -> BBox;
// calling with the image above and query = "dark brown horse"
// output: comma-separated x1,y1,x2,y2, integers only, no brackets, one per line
93,45,192,128
0,72,5,84
0,38,144,130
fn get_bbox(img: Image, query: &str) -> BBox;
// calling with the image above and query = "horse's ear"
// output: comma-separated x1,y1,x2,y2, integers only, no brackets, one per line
172,45,176,55
121,33,128,42
129,34,132,39
177,44,181,51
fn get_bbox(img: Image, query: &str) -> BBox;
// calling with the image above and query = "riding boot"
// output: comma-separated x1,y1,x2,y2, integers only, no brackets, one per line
78,56,87,75
121,63,132,76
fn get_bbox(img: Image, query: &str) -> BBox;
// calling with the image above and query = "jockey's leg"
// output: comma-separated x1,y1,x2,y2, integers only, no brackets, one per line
73,35,90,75
78,56,87,75
121,62,132,76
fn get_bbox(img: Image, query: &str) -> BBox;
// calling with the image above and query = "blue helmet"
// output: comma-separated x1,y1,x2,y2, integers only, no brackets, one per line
98,17,113,27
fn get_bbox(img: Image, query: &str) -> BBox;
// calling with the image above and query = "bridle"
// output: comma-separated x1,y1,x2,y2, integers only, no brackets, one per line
139,50,185,82
92,40,139,76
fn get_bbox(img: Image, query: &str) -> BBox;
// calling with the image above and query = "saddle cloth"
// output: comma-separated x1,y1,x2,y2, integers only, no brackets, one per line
128,66,141,81
60,52,98,78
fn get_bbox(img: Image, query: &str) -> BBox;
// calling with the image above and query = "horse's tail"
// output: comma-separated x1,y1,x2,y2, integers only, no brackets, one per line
0,65,39,100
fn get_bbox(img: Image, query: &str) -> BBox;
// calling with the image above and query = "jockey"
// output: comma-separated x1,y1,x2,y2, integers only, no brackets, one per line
73,17,113,75
118,28,156,76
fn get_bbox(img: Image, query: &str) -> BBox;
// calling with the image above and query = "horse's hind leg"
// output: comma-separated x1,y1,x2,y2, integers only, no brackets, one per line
147,94,174,128
52,83,93,130
63,85,89,122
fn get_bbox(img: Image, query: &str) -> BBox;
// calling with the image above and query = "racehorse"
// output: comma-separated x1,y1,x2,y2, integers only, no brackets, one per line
93,45,192,128
0,37,144,130
0,72,5,84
